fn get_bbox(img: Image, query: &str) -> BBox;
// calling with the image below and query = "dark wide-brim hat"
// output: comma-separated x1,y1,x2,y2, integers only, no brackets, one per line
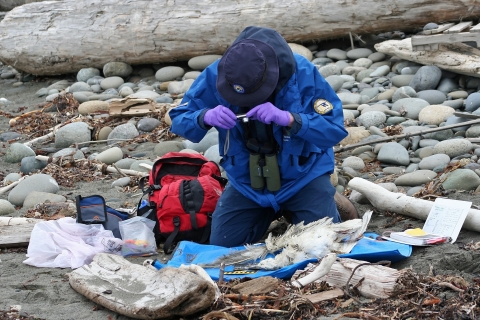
217,39,279,107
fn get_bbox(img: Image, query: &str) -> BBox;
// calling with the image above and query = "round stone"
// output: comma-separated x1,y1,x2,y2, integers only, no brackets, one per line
188,55,222,70
8,174,60,207
288,43,313,61
100,76,124,90
103,61,133,78
78,100,109,115
77,68,101,82
55,122,91,148
155,66,185,82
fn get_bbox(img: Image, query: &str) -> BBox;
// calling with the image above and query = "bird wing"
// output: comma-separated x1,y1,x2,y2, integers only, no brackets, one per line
197,244,268,268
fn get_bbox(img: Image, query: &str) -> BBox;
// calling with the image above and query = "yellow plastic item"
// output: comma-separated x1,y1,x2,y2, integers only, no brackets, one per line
404,228,428,236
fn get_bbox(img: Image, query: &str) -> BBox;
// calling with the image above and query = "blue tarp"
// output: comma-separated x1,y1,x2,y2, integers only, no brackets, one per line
153,233,412,281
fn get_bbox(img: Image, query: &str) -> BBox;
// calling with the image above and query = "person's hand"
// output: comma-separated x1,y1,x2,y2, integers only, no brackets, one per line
204,105,237,129
246,102,293,126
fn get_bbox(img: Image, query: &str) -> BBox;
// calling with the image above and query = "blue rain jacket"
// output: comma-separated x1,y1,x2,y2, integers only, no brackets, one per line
170,54,347,212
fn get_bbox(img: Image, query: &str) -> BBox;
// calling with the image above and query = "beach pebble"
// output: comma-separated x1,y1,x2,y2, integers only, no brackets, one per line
107,123,139,145
392,98,429,120
69,81,92,93
433,139,473,158
153,141,184,156
78,100,109,115
111,177,131,188
357,111,386,128
319,64,341,78
369,65,390,77
391,75,414,87
416,90,446,105
23,191,66,209
168,79,194,95
325,75,344,92
8,174,59,207
77,67,101,82
183,71,201,80
103,61,132,78
406,186,423,196
0,132,22,141
183,131,219,153
52,148,85,159
3,173,22,185
288,43,313,61
137,118,161,132
346,48,372,59
130,160,154,173
100,76,124,90
409,66,442,91
342,156,365,170
368,52,386,62
340,127,371,145
442,169,480,190
95,147,124,164
55,122,91,148
4,143,35,163
418,154,451,170
436,78,459,94
326,48,347,60
114,158,137,169
188,55,222,70
466,125,480,138
20,156,47,174
155,66,185,82
72,92,90,103
119,86,134,97
464,92,480,112
394,170,437,186
128,90,160,100
377,142,410,166
204,144,221,164
0,200,15,215
418,105,455,125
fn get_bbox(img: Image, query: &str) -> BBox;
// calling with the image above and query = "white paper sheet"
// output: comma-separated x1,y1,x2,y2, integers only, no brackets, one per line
422,198,471,243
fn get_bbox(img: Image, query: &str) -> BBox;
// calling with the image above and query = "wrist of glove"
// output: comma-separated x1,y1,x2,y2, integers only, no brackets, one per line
203,105,237,130
246,102,292,126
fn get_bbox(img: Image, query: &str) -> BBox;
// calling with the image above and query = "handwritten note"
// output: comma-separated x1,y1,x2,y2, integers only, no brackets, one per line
422,198,471,243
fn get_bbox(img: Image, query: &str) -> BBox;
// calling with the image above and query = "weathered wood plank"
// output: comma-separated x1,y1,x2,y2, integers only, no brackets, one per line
423,23,455,35
470,22,480,33
301,288,344,303
444,21,473,34
0,224,35,248
411,32,480,47
2,0,480,75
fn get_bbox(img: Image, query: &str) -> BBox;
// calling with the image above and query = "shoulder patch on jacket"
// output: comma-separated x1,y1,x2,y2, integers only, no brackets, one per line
314,99,333,114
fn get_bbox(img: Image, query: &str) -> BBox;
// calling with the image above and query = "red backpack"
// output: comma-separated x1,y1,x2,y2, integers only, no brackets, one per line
138,152,227,254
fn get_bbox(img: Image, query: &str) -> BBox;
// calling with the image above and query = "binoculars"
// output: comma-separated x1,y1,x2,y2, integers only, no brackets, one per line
249,153,281,192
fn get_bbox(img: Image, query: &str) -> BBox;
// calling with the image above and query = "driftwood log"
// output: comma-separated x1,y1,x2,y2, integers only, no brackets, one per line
2,0,480,75
0,0,45,11
348,177,480,233
375,39,480,78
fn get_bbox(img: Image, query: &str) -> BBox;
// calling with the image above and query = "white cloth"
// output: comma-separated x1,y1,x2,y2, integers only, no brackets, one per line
24,217,123,269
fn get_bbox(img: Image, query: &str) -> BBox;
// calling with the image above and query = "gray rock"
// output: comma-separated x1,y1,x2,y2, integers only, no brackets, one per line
188,55,222,70
464,92,480,112
326,48,347,60
168,79,194,95
319,64,341,78
20,156,48,174
155,66,185,82
3,173,22,185
391,75,415,87
183,131,219,153
416,90,446,105
358,111,386,128
55,122,91,148
127,91,160,100
153,141,185,156
369,65,390,77
119,86,134,97
114,158,137,169
204,144,221,165
442,169,480,190
325,75,344,92
111,177,131,188
433,139,473,157
137,118,161,132
368,52,386,62
312,57,334,66
409,65,442,91
0,131,22,141
405,163,419,173
23,191,66,209
107,123,139,145
103,61,133,78
52,148,85,159
394,170,437,186
77,68,101,82
442,99,464,110
8,174,60,207
0,200,15,216
155,96,174,103
130,160,154,173
4,143,36,163
346,48,373,59
466,125,480,138
391,98,429,120
100,76,124,90
69,81,92,93
377,142,410,166
72,92,90,103
95,147,124,164
392,86,417,103
342,156,365,170
418,105,455,125
407,186,424,196
418,154,450,170
437,78,459,94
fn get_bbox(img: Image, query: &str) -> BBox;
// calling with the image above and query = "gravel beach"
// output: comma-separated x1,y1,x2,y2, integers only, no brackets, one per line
1,30,480,319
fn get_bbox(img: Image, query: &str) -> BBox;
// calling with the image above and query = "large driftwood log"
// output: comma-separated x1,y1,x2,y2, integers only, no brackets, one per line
0,0,45,11
348,177,480,233
2,0,480,75
374,39,480,78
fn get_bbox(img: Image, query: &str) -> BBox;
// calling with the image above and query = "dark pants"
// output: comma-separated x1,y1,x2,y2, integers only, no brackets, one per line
209,174,340,247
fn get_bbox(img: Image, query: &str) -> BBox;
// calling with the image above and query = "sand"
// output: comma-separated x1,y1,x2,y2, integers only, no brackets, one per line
1,76,480,320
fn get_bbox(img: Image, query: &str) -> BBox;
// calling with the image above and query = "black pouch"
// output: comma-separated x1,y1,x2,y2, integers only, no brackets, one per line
75,195,107,224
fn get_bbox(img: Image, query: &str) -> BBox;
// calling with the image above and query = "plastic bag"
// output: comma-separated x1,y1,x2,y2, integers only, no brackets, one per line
119,216,157,257
23,217,123,269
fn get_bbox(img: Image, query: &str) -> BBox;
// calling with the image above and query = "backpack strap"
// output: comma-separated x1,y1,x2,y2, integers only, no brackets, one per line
163,216,181,254
182,180,198,230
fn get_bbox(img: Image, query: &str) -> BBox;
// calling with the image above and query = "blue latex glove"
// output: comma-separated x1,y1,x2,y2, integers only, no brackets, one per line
204,105,237,129
246,102,292,126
